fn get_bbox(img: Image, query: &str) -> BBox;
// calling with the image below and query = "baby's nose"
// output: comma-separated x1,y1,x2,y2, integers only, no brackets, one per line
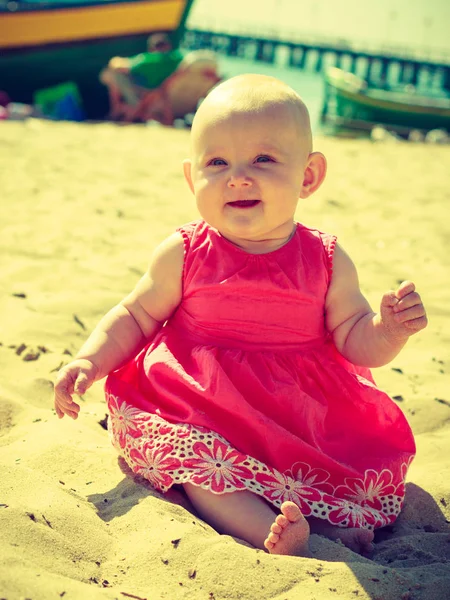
227,170,252,188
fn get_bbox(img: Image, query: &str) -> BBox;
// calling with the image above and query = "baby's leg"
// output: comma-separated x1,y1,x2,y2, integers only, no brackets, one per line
183,484,310,556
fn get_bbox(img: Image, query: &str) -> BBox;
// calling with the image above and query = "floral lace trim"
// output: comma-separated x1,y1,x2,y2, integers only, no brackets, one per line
106,392,411,530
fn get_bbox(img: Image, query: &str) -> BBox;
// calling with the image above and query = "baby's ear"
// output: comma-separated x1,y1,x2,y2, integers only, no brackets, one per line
183,159,194,194
300,152,327,199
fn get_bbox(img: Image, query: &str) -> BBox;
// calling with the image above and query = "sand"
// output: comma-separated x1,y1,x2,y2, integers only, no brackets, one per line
0,119,449,600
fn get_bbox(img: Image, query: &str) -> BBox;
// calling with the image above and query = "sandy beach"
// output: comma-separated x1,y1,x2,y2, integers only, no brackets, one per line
1,119,449,600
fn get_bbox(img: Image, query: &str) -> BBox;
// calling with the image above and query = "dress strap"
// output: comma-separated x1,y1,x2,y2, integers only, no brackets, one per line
318,231,337,283
176,220,209,291
176,220,200,252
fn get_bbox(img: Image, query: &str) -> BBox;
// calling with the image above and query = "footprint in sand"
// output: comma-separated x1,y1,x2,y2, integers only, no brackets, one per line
0,398,22,436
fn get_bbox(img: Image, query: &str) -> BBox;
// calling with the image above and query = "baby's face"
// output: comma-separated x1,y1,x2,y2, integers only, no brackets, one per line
184,101,310,249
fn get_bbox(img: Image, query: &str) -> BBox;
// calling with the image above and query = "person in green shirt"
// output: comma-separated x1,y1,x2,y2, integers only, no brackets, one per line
100,33,184,119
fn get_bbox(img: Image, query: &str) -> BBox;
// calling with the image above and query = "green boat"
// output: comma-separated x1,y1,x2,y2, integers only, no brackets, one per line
0,0,194,118
321,67,450,135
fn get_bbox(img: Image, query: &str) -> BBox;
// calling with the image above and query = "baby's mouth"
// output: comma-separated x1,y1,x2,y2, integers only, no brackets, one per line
227,200,261,209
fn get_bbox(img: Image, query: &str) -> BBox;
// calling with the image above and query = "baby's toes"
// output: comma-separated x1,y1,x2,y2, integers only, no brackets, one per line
275,514,290,529
264,539,275,551
280,501,302,522
267,531,280,544
270,522,283,535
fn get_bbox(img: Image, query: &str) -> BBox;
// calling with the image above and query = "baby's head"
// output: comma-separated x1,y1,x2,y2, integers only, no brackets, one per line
192,73,313,158
184,74,326,248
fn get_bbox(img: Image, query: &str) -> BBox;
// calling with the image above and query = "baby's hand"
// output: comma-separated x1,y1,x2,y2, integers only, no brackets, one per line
54,359,98,420
380,281,427,341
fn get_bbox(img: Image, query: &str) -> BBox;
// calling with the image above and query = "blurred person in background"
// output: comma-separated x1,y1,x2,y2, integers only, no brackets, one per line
99,33,183,119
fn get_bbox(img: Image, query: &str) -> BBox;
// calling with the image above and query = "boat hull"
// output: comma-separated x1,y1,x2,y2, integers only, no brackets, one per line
322,68,450,134
0,0,193,118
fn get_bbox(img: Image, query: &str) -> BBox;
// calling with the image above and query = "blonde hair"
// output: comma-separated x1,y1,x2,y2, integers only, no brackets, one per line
192,74,312,153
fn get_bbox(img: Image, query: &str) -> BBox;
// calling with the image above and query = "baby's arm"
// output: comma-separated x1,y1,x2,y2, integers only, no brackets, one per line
325,244,427,367
54,232,184,419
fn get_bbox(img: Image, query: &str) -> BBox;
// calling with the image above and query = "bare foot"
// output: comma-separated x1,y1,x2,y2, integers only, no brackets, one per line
264,501,310,556
308,517,374,556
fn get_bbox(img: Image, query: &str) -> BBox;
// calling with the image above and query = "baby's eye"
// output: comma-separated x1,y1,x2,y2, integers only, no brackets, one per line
255,155,274,163
208,158,227,166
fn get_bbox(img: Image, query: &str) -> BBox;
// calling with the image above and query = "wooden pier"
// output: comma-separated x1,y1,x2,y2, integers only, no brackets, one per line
183,29,450,90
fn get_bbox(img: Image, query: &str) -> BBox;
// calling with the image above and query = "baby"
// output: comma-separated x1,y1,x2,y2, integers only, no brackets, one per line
54,74,427,558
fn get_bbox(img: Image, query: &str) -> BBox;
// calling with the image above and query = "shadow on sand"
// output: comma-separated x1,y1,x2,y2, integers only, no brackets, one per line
88,460,450,599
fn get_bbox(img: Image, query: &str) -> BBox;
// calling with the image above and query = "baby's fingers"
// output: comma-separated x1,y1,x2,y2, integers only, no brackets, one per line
380,290,397,310
54,400,80,420
395,280,416,300
55,394,80,419
393,298,428,333
54,376,74,408
393,303,426,323
74,371,90,395
393,290,423,313
404,315,428,332
54,370,80,419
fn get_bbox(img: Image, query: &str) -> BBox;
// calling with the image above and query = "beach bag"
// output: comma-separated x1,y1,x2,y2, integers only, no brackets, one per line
33,82,86,121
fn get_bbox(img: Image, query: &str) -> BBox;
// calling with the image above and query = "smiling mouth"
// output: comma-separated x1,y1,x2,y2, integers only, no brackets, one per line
227,200,261,209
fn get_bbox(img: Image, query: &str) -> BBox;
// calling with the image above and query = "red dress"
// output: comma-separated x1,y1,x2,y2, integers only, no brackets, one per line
105,220,415,530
